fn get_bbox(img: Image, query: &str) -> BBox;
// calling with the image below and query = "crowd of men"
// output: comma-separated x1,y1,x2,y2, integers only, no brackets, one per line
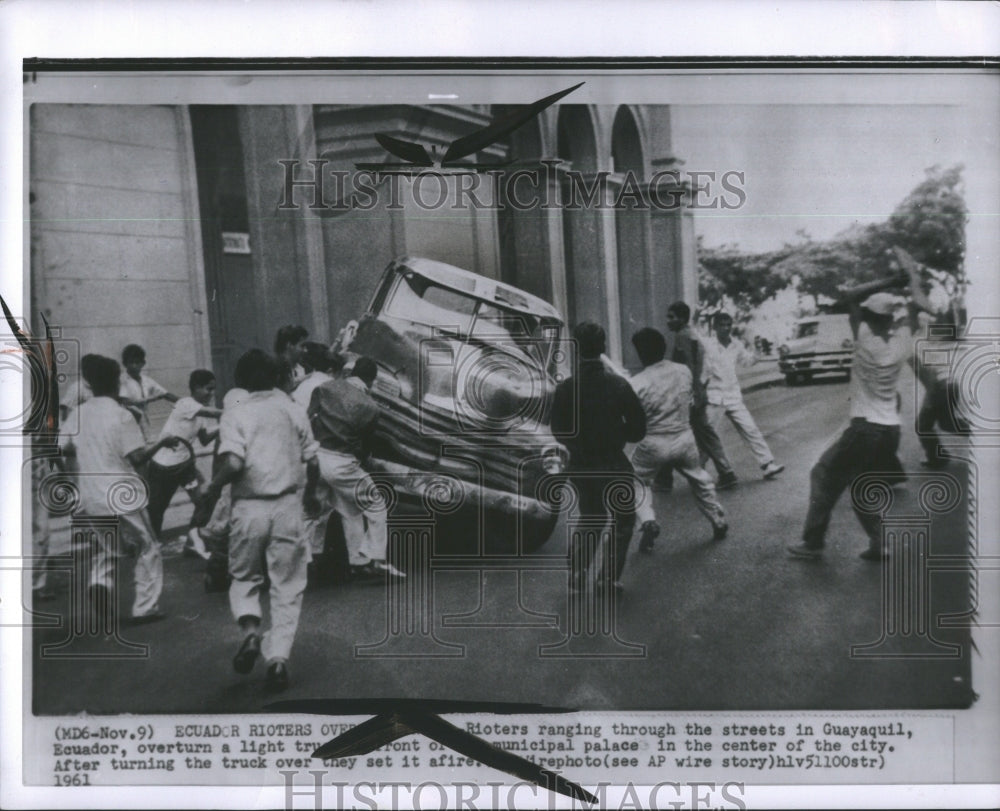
31,246,963,692
38,327,402,693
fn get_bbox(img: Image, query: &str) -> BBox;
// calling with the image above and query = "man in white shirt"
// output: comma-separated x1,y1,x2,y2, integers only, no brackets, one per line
628,328,728,550
291,341,339,410
701,313,785,480
789,249,932,561
199,349,321,692
58,355,182,624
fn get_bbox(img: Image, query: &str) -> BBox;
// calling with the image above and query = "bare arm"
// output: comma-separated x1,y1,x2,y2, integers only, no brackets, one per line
838,268,908,339
203,452,245,499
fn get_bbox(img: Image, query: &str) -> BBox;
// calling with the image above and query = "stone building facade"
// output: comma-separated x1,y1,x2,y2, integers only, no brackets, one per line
29,102,696,401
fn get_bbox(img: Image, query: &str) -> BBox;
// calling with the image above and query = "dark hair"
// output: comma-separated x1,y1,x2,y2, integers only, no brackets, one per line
273,325,309,355
121,344,146,365
351,356,378,387
713,311,733,326
300,341,333,374
667,301,691,325
189,368,216,392
631,327,667,366
80,354,101,379
573,321,606,360
85,355,121,397
234,349,279,392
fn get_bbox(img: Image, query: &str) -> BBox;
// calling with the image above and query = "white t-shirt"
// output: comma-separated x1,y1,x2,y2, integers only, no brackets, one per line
60,378,93,410
222,387,250,411
217,390,318,500
702,336,754,406
119,371,168,431
59,397,146,515
292,371,332,409
151,396,214,466
849,322,912,426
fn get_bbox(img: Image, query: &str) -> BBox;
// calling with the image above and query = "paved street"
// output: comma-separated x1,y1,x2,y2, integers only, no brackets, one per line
33,372,973,714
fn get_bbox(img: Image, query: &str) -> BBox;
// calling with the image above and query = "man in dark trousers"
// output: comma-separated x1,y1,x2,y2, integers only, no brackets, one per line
666,301,738,489
788,248,933,562
550,322,647,595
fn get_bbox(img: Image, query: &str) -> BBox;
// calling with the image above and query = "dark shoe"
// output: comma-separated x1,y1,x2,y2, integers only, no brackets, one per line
349,561,386,584
638,520,660,553
233,632,261,674
265,661,290,693
787,543,822,560
712,522,729,542
716,472,738,490
762,462,785,479
920,458,949,470
860,547,889,562
123,611,167,627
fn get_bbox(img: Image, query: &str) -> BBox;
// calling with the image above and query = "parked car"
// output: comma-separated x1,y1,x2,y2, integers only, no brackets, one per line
777,313,853,385
331,256,569,555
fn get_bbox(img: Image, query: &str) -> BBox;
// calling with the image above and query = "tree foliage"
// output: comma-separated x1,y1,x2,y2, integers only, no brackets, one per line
698,164,968,315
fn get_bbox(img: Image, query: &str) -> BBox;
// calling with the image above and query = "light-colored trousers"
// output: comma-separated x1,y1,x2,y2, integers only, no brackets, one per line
228,493,309,662
317,448,388,566
77,509,163,618
631,431,726,530
704,400,774,469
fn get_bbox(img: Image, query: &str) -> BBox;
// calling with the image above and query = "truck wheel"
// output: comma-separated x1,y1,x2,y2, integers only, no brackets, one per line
785,373,800,386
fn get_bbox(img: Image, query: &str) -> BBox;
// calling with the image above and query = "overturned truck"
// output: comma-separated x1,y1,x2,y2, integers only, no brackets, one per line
332,257,569,554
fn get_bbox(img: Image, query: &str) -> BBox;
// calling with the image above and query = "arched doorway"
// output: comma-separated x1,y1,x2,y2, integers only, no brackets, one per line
492,108,552,303
611,106,651,368
556,105,607,332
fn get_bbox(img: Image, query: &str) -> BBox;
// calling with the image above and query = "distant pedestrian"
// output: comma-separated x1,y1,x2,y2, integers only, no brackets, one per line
701,312,785,481
199,349,321,691
665,302,738,490
788,248,933,562
550,322,646,595
628,328,728,551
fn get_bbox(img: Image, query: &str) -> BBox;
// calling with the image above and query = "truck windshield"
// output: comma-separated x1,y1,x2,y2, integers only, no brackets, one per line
796,322,819,338
383,271,560,370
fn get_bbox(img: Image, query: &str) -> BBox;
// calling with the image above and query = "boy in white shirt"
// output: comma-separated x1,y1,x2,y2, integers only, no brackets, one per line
118,344,178,439
146,369,222,539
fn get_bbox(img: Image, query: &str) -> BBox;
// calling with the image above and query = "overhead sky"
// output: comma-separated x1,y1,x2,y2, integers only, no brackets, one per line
671,102,997,261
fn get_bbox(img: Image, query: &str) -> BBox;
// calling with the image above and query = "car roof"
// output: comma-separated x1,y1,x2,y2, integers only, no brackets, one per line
390,256,563,322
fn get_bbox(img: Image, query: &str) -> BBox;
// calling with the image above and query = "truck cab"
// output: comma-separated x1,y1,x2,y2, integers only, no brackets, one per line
778,313,853,385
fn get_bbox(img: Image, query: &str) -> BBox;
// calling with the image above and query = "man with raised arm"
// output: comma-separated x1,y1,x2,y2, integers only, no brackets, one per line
788,248,934,562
